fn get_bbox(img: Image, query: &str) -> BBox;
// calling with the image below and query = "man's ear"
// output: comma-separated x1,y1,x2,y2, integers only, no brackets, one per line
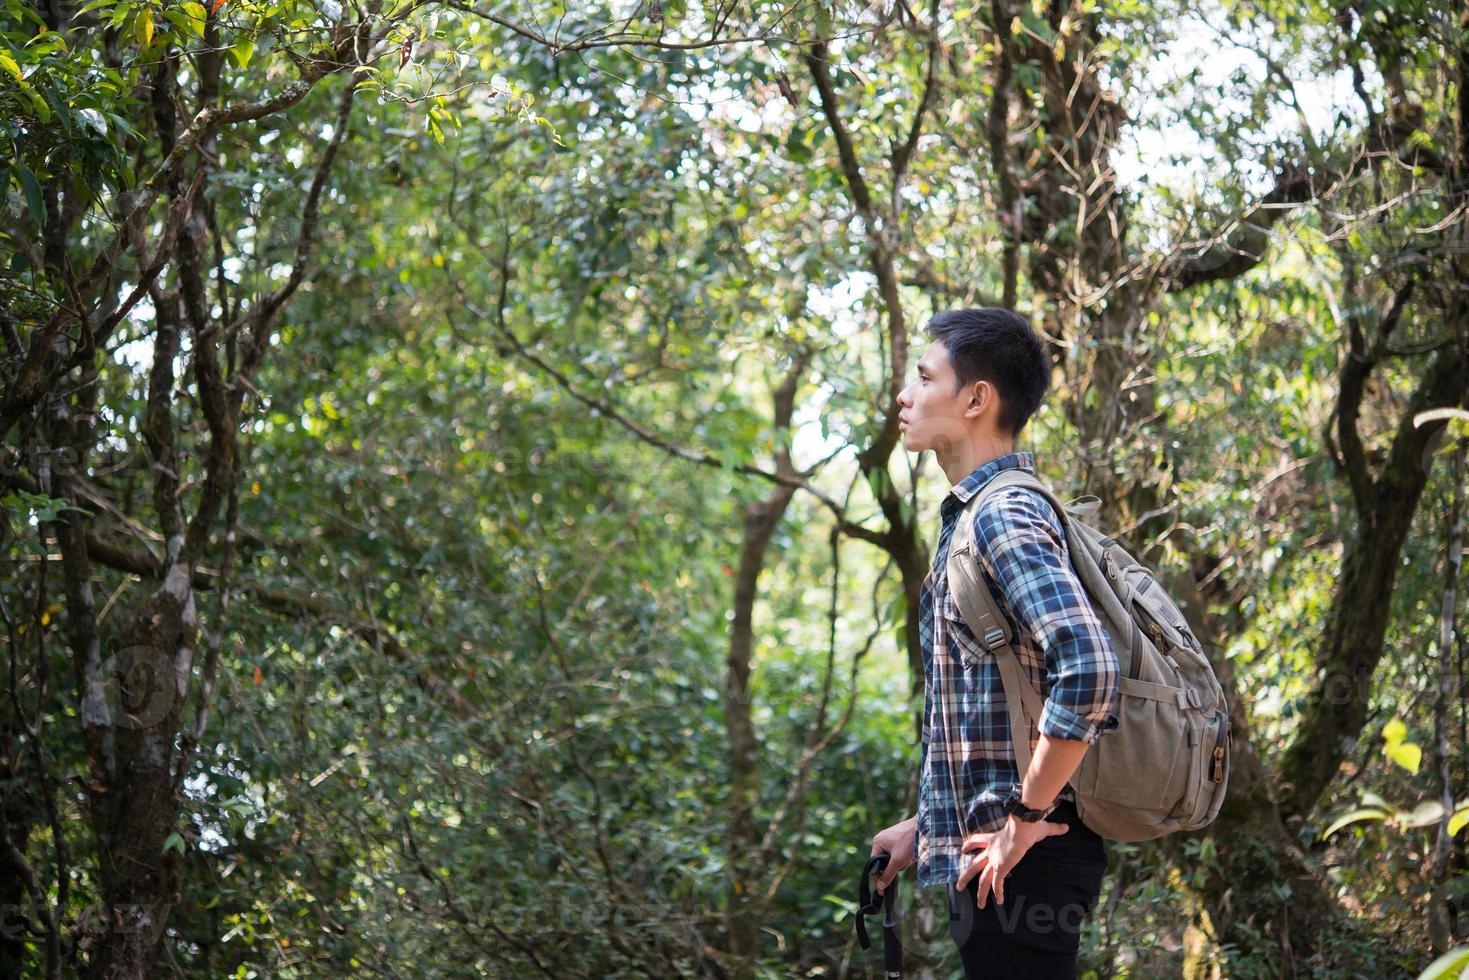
965,380,991,420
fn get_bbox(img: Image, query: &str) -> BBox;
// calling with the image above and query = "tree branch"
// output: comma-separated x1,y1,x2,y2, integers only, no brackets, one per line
1161,163,1316,291
889,0,942,186
443,248,891,548
233,77,361,385
803,42,877,218
443,0,821,54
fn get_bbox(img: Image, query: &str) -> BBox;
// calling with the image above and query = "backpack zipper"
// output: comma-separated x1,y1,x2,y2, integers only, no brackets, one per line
1210,710,1228,783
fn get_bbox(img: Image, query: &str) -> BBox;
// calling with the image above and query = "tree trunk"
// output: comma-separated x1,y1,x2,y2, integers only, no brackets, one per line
724,481,799,973
1278,340,1469,824
724,354,807,976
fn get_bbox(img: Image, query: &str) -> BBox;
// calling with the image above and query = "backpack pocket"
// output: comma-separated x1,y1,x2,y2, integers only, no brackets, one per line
1079,677,1191,813
1196,708,1231,826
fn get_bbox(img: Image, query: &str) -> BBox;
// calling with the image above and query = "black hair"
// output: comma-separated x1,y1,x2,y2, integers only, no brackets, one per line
924,307,1050,437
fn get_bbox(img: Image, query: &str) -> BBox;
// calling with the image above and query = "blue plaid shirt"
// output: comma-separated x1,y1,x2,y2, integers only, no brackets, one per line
914,451,1121,888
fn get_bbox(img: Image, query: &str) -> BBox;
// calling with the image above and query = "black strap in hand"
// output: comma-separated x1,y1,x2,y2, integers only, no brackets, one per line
856,853,902,978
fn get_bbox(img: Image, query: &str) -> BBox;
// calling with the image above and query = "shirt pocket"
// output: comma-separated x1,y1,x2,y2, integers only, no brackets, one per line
939,588,985,670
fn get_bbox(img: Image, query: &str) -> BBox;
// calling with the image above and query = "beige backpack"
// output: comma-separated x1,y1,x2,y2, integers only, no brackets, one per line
944,469,1231,842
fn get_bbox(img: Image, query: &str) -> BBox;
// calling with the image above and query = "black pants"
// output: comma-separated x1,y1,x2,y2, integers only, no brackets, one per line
947,800,1107,980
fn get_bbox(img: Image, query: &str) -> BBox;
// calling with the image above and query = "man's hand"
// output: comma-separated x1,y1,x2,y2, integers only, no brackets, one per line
869,815,918,895
954,816,1069,907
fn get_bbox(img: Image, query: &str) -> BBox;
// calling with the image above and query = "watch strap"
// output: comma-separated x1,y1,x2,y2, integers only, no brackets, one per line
1004,783,1057,821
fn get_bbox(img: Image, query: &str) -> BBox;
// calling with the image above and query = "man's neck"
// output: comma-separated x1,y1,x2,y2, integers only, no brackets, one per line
939,432,1016,485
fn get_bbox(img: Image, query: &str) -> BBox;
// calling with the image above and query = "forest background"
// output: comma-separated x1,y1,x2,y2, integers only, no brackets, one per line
3,0,1469,976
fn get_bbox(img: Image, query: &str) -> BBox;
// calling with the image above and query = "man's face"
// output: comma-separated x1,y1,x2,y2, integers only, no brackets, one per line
896,340,974,455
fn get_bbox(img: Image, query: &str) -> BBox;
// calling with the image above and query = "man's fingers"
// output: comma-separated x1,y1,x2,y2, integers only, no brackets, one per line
955,852,986,892
869,841,886,891
960,831,995,853
1045,822,1070,837
993,863,1006,905
975,863,994,909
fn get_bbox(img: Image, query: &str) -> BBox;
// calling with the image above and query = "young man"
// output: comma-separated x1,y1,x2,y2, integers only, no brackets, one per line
869,308,1122,979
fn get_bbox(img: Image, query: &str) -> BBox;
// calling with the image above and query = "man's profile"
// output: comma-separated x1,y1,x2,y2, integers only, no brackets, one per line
870,307,1122,979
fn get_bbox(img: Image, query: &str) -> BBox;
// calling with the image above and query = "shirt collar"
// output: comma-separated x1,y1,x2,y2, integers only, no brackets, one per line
942,450,1036,513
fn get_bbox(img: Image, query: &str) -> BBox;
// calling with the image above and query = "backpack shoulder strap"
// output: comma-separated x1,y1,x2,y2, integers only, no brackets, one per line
944,469,1059,778
945,469,1051,646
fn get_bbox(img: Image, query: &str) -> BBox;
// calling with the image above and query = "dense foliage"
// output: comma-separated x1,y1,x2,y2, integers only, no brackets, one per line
2,0,1467,976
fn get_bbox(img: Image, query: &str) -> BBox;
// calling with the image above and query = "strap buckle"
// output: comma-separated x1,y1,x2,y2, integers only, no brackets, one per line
982,626,1006,649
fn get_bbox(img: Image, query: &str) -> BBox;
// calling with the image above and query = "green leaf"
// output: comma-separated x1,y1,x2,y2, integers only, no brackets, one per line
885,590,906,629
180,1,206,37
26,86,51,122
865,467,890,502
163,831,186,855
1386,739,1422,774
710,442,741,473
1414,407,1469,428
1382,718,1408,744
135,7,154,47
0,53,20,83
1399,800,1446,829
8,0,47,27
25,32,69,57
1319,807,1388,840
1416,946,1469,980
785,125,812,164
223,798,254,818
14,165,45,226
813,1,831,40
227,36,254,69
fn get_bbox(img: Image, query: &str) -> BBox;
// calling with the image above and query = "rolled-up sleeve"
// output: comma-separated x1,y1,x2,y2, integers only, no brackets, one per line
973,490,1120,744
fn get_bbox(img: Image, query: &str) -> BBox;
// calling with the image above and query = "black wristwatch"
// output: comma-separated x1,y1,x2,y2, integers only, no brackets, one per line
1000,783,1057,822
